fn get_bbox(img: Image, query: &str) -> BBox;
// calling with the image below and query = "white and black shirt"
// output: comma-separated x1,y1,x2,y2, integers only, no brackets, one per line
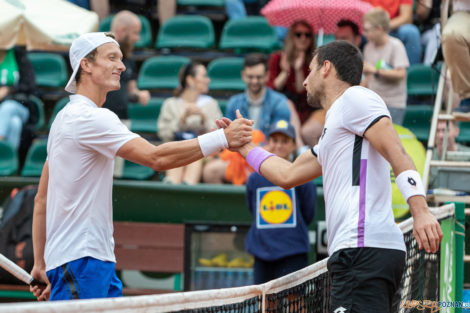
313,86,406,255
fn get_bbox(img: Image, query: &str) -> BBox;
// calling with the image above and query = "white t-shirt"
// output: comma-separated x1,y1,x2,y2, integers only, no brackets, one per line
44,95,140,271
314,86,406,256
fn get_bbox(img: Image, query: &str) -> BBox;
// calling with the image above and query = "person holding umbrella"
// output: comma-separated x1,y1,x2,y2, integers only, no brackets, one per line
267,20,324,149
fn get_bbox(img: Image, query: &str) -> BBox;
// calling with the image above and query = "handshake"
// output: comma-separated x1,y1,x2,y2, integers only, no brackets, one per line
199,110,255,158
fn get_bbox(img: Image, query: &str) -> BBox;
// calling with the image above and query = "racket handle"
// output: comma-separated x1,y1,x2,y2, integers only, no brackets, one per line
30,278,47,287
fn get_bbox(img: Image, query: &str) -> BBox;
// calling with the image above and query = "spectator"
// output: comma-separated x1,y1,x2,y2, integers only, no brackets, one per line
268,20,325,147
103,10,150,121
364,0,422,64
245,120,316,284
158,62,223,184
442,0,470,120
0,47,36,151
429,120,470,188
202,53,291,184
335,19,363,49
416,0,441,65
362,8,409,125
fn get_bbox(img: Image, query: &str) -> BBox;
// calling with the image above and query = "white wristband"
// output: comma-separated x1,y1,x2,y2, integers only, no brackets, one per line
198,129,229,157
396,170,426,202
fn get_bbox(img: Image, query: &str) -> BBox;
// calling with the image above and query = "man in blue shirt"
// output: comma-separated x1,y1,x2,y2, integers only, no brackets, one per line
203,54,294,183
245,120,316,283
226,53,290,138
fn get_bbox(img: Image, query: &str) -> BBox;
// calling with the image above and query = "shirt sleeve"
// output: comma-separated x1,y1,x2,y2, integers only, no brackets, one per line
390,39,410,69
341,87,391,136
76,109,139,159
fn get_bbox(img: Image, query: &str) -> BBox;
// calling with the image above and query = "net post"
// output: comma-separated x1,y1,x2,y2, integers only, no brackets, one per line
440,203,457,312
453,202,465,313
440,202,463,313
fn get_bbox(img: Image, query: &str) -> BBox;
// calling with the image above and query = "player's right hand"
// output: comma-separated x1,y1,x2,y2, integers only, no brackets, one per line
30,265,50,301
224,110,254,150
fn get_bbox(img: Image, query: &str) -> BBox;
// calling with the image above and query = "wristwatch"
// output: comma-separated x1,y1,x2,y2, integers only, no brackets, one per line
374,69,380,78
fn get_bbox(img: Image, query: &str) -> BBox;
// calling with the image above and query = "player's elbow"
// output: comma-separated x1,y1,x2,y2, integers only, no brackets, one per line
278,175,297,190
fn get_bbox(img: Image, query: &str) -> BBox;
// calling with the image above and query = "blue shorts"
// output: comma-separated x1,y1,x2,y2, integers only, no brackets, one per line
47,256,122,300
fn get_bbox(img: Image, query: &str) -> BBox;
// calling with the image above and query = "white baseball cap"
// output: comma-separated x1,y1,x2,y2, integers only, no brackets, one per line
65,32,120,93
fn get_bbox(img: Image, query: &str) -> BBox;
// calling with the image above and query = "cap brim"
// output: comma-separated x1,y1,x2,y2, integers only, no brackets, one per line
65,64,80,93
269,129,295,139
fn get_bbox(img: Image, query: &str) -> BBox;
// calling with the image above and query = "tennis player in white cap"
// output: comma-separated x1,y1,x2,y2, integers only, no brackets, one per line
30,32,253,301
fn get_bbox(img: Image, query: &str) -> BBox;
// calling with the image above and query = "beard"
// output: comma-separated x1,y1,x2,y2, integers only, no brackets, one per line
307,92,322,109
119,36,134,58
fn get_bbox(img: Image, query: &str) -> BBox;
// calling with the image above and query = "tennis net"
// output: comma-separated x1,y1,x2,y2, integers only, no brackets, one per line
0,204,455,313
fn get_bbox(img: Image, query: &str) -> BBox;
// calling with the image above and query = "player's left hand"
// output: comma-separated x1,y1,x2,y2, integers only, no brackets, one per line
30,265,50,301
410,197,443,253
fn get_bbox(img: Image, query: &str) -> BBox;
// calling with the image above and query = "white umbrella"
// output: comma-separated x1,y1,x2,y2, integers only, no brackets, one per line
0,0,99,51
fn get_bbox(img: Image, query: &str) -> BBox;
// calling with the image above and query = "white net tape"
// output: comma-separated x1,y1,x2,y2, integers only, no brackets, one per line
0,203,455,313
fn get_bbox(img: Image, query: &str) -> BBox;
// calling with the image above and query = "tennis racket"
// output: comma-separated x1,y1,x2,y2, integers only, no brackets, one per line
0,253,46,287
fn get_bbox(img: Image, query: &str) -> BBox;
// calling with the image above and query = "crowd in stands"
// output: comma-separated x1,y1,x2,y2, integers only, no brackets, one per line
1,0,470,187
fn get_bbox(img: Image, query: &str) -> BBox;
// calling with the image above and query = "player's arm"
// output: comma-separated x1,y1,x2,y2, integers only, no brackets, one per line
239,142,322,190
30,161,51,301
364,116,443,253
117,116,253,171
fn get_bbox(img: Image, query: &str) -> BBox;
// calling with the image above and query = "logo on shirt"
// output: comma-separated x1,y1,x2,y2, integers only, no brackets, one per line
321,127,327,140
256,187,296,229
334,307,347,313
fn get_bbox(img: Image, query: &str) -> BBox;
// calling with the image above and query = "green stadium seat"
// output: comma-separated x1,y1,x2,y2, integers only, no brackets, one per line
27,53,68,88
402,105,433,141
137,56,190,90
156,15,215,49
99,14,152,48
178,0,225,5
128,98,165,133
21,139,47,177
219,17,278,52
317,34,336,46
207,58,245,91
28,95,45,131
217,99,228,115
48,97,69,130
0,141,18,176
121,160,155,180
407,64,440,96
457,122,470,144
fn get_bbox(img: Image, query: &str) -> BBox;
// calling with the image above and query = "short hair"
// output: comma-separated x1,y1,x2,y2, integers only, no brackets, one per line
363,8,390,32
337,19,360,37
312,40,363,86
75,32,116,85
243,53,268,70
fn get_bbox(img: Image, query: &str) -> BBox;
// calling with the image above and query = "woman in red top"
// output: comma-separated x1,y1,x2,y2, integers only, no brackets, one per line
267,20,325,147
